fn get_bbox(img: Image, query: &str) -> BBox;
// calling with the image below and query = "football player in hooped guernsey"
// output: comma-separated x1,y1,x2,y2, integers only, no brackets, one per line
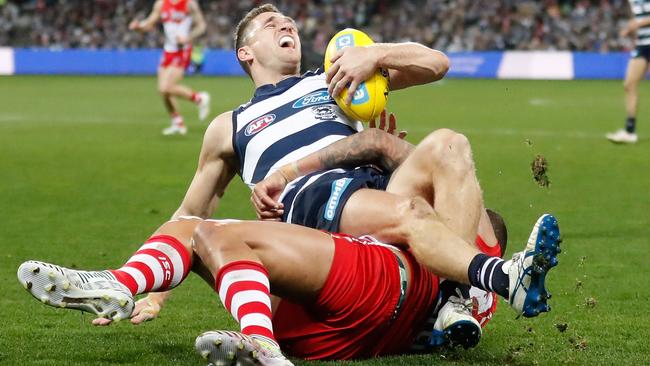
129,0,211,135
16,4,562,364
93,2,501,339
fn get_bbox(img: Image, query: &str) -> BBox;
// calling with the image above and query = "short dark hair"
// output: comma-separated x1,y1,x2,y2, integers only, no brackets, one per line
486,208,508,255
234,4,280,76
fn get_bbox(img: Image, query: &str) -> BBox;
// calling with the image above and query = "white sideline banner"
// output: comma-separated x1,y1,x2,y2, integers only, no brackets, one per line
0,48,15,75
498,51,573,80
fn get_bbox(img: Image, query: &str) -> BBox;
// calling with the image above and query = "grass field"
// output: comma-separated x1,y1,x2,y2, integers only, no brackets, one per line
1,75,648,365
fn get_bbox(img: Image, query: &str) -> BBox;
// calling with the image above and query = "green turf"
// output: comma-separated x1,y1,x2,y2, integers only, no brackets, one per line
1,75,648,365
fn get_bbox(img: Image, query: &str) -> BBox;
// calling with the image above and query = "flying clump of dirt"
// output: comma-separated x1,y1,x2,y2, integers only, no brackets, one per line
531,154,550,187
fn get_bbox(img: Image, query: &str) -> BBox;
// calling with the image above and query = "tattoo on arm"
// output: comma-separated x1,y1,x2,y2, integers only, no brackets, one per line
318,129,414,173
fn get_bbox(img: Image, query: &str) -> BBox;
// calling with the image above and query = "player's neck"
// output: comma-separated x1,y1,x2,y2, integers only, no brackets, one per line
252,69,300,88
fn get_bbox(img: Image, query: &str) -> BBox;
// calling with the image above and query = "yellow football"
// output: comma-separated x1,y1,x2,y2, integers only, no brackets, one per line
324,28,389,122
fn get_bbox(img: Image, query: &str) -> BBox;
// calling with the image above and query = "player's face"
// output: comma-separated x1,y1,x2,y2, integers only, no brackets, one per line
244,12,301,73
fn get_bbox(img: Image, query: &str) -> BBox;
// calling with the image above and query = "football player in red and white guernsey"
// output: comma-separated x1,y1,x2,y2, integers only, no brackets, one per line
129,0,211,135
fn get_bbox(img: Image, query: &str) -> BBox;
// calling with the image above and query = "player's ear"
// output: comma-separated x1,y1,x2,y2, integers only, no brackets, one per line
237,46,253,63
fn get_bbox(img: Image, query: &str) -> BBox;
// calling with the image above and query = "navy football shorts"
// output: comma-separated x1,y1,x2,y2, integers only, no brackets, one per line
631,45,650,62
280,166,390,232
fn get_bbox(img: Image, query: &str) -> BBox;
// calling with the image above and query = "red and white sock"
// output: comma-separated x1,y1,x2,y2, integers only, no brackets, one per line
476,235,502,257
216,261,276,343
171,112,185,127
110,235,191,296
190,92,201,104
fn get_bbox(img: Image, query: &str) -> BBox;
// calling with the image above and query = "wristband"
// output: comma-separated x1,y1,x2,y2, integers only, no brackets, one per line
291,161,302,178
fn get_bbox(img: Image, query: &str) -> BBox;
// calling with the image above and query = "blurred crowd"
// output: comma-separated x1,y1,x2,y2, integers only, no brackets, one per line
0,0,636,66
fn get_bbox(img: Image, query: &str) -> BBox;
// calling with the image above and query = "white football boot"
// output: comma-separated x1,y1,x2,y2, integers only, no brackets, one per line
195,330,294,366
504,214,561,317
162,124,187,136
197,91,211,121
17,260,134,321
430,289,481,349
606,129,638,144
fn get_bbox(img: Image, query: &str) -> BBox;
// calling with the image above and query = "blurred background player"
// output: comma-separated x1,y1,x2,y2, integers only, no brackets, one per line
129,0,211,135
607,0,650,144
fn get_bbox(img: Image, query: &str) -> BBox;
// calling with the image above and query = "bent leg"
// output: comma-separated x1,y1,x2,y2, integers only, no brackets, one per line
386,129,485,245
163,66,195,101
193,220,335,301
192,220,335,357
158,67,180,116
340,128,497,247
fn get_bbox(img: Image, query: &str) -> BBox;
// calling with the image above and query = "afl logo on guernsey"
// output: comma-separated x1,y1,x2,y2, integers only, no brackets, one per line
292,90,333,109
245,114,276,136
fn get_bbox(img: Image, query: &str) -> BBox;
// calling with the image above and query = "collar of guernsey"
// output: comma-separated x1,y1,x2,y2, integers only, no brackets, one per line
392,252,408,321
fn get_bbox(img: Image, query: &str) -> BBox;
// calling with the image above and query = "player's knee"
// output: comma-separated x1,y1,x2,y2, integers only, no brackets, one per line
624,79,637,93
158,82,171,95
192,222,232,257
423,129,473,168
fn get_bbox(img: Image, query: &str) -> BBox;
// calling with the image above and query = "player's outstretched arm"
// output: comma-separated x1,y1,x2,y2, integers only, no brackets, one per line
173,111,237,219
326,41,449,102
117,113,237,324
251,111,413,219
129,0,162,32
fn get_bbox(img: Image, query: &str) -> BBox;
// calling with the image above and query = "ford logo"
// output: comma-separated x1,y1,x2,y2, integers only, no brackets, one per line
292,90,333,109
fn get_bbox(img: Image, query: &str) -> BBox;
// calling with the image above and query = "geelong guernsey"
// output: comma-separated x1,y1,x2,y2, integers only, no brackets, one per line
232,69,363,188
161,0,192,52
630,0,650,46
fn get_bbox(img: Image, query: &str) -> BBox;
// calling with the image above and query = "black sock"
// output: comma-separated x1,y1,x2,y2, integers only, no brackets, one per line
626,117,636,133
467,253,509,299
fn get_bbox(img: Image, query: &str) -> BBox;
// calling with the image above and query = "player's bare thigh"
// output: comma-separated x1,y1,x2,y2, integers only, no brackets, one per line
193,220,335,302
157,66,185,92
339,189,414,244
625,57,649,87
338,136,438,243
338,131,444,242
339,129,496,245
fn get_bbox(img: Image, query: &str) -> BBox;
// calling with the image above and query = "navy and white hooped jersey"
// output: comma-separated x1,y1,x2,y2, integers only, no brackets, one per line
232,69,363,188
630,0,650,46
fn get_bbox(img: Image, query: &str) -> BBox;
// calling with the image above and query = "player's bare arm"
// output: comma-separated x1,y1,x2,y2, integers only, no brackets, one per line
251,111,413,219
622,17,650,37
129,0,162,32
181,0,207,45
97,113,238,325
125,113,237,324
326,42,450,103
173,111,238,219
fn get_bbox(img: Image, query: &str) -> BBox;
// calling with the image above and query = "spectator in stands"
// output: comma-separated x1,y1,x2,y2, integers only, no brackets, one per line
0,0,636,70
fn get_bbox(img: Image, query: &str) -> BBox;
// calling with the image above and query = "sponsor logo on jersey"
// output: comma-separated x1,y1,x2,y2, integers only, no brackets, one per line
292,90,333,109
324,178,352,221
245,114,276,136
311,105,336,120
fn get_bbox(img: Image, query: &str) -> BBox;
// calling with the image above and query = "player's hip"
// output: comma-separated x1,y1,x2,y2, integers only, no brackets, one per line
279,166,390,232
159,46,193,69
272,234,438,360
